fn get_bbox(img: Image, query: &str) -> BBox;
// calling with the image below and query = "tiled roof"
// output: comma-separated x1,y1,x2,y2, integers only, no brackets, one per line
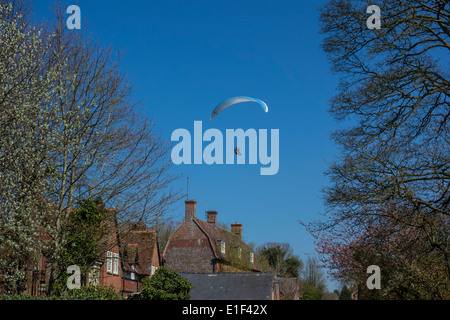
121,230,157,275
193,218,261,272
180,273,276,300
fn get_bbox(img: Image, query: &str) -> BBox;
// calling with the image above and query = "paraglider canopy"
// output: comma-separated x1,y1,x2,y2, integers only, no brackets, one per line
210,96,268,120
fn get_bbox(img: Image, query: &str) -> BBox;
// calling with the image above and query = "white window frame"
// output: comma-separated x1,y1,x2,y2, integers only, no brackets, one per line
106,251,112,273
151,266,158,276
237,247,242,259
113,253,119,275
218,240,226,254
250,252,254,264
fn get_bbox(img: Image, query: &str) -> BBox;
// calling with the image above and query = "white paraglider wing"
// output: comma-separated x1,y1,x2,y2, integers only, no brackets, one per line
210,96,268,120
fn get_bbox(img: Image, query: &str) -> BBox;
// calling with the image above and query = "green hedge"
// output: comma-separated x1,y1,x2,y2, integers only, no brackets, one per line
0,286,124,300
63,285,123,300
0,295,51,300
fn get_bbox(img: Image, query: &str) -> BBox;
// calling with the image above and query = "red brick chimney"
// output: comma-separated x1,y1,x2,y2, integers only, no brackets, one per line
231,223,242,239
207,211,218,225
185,200,197,222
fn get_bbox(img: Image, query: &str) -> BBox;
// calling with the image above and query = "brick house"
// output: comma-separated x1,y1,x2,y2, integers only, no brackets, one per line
16,210,160,298
118,223,160,297
163,200,261,273
75,220,161,298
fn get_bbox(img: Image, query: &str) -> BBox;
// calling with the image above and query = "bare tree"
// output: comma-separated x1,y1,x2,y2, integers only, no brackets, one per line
40,7,182,293
303,256,326,290
303,0,449,299
0,0,181,294
279,278,301,300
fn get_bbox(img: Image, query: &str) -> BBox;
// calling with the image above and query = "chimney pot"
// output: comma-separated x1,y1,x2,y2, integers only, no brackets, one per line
185,200,197,222
231,223,242,239
207,211,218,225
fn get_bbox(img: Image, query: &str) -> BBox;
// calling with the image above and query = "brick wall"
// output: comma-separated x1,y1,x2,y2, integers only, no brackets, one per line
123,278,139,295
163,220,217,273
99,246,122,292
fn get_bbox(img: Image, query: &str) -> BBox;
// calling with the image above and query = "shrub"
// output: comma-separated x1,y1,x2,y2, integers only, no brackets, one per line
0,295,51,300
137,267,193,300
62,285,123,300
0,285,123,300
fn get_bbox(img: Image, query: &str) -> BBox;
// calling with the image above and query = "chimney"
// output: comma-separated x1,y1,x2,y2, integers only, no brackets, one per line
207,211,218,225
185,200,197,222
231,223,242,239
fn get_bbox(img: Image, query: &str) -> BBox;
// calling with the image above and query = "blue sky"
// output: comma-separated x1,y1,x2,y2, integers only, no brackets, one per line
34,0,341,290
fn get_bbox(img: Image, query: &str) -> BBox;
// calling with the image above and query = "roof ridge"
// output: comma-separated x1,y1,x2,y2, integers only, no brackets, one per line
179,272,275,276
193,218,218,259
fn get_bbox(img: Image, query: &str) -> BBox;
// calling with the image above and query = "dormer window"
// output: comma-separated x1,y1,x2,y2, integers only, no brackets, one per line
218,240,226,254
250,252,254,264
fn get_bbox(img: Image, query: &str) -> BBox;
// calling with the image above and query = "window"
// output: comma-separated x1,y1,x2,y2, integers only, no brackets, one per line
113,253,119,275
106,251,119,274
218,240,226,254
151,266,158,276
106,251,112,273
250,252,254,264
237,247,242,259
130,272,135,280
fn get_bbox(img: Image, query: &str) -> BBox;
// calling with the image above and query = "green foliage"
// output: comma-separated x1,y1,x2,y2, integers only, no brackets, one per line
63,286,123,300
0,295,52,300
49,275,71,297
56,198,108,284
339,285,352,300
47,198,109,294
300,256,326,300
137,267,193,300
257,242,303,277
222,230,253,272
65,198,108,267
0,286,123,300
283,257,302,278
302,283,324,300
